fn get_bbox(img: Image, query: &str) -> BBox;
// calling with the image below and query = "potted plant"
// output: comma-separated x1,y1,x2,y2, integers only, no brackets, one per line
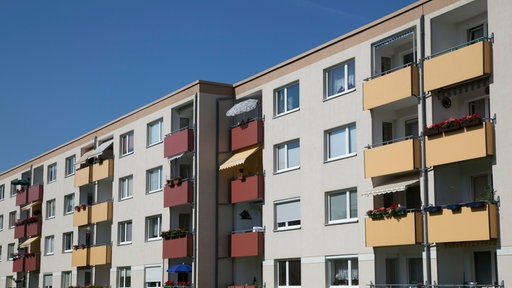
160,230,172,240
424,123,441,136
459,114,482,128
171,228,187,239
164,280,174,287
440,118,461,132
366,207,385,219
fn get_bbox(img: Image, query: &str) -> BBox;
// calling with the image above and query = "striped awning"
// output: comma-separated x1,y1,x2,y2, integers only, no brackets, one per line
219,146,261,170
362,178,419,197
19,236,40,248
374,29,414,48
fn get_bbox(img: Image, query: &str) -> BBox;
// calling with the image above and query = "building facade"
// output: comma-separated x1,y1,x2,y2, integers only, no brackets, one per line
1,0,511,287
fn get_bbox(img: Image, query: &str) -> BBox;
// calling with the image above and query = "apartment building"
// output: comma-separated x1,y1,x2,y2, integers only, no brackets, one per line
1,0,511,287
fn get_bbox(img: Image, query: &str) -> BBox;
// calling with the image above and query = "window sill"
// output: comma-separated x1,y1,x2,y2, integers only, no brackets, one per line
326,218,358,226
274,166,300,175
323,88,356,102
324,153,357,164
120,151,134,158
65,173,75,178
64,212,73,216
274,226,301,232
63,250,72,254
120,196,133,201
45,253,54,256
146,237,162,242
46,216,55,220
119,242,132,246
146,140,163,148
146,189,162,195
47,180,56,184
273,108,300,119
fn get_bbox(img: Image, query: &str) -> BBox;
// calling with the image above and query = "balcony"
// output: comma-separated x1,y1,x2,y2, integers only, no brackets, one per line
73,205,90,227
28,185,44,202
231,231,264,257
89,244,112,266
13,257,24,273
16,189,28,206
364,139,420,178
75,166,92,187
163,234,193,259
26,220,42,237
365,212,423,247
24,254,40,271
14,224,26,239
426,122,494,167
424,40,492,92
231,120,264,151
72,247,89,267
164,129,194,158
363,65,419,110
428,203,498,243
164,180,193,208
231,175,264,204
90,201,113,223
91,159,114,182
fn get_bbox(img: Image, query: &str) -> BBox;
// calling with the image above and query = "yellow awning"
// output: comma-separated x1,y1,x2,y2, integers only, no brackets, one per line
21,200,42,211
19,236,40,248
219,146,261,170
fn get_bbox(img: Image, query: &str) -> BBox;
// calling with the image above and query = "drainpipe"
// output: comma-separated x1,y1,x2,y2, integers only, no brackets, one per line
419,14,432,285
193,92,198,288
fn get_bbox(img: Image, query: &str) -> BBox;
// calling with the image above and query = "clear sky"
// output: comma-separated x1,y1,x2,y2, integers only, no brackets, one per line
0,0,417,173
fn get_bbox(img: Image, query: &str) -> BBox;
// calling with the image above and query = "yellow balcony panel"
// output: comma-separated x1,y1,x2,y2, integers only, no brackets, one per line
74,166,91,187
89,245,112,266
364,139,420,178
426,122,494,167
90,202,113,223
428,203,498,243
72,248,89,267
363,65,419,110
424,40,492,92
91,159,114,182
73,207,90,227
365,212,422,247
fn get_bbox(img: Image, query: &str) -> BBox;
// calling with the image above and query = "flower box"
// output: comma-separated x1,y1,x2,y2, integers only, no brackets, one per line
460,114,483,128
424,126,440,137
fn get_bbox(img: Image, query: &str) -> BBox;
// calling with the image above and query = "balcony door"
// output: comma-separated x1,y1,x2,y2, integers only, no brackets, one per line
474,251,494,285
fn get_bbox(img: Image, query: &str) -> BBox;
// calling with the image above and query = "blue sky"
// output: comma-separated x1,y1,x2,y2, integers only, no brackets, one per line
0,0,416,173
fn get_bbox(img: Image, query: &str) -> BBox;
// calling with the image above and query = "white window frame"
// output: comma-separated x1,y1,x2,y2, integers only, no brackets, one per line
48,163,57,183
119,220,133,245
275,199,301,231
275,139,300,173
61,271,72,288
9,211,16,228
146,215,161,241
326,124,356,162
62,232,73,253
275,82,300,116
326,256,359,288
7,243,15,261
120,175,134,200
120,131,135,156
147,118,163,147
46,199,56,219
65,155,76,177
325,59,356,99
146,167,162,193
118,267,131,288
0,184,4,200
327,189,358,224
64,194,74,215
277,259,302,287
45,235,55,255
145,266,162,288
43,274,53,288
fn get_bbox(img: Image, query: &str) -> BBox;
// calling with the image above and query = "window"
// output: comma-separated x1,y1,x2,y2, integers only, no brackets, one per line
9,211,16,228
275,82,300,116
468,24,485,41
118,267,131,288
0,245,2,261
146,167,162,193
468,97,490,119
327,257,359,287
119,221,133,244
120,176,134,200
326,124,356,161
325,60,355,98
275,140,300,172
64,194,74,215
405,118,418,138
46,199,56,219
65,156,76,176
0,184,4,200
472,174,491,201
145,266,162,288
146,215,161,241
147,119,163,146
6,276,14,288
10,184,16,197
121,131,135,156
43,274,53,288
45,235,55,255
0,214,3,231
277,259,301,287
275,199,301,230
48,163,57,183
62,232,73,253
8,243,14,260
61,271,72,288
327,190,357,224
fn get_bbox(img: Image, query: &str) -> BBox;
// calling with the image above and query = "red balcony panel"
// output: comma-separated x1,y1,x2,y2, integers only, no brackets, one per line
231,120,263,151
13,258,24,272
164,129,194,158
162,234,193,259
24,254,40,271
231,231,264,257
26,221,42,237
231,175,264,204
14,224,26,239
28,185,44,202
16,189,28,206
164,181,193,208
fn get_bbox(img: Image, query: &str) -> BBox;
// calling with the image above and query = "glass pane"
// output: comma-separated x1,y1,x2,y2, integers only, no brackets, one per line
288,260,301,285
347,60,355,89
350,190,357,218
287,83,300,111
277,90,285,114
278,261,287,285
351,259,359,284
349,125,357,153
126,222,132,241
287,141,300,168
277,145,286,170
328,66,344,96
328,129,344,159
331,192,347,220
